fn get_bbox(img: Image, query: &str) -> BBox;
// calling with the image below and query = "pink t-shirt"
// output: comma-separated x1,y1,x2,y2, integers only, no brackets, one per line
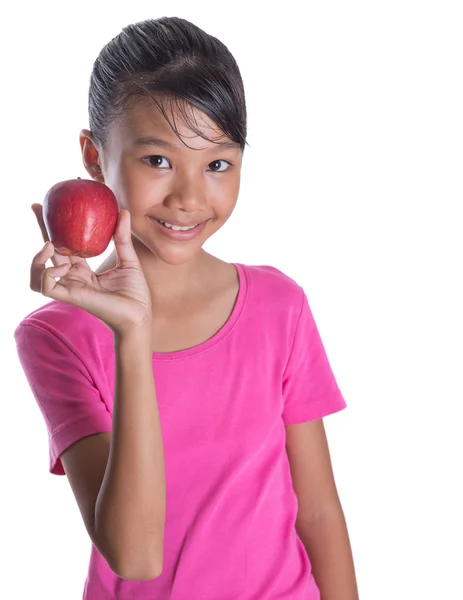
15,263,347,599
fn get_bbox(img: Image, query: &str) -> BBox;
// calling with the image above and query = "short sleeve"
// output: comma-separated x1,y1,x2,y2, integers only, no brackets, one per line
14,322,112,475
282,289,347,425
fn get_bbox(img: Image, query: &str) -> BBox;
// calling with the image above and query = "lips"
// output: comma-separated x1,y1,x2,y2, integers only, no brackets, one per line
148,215,210,241
151,217,205,228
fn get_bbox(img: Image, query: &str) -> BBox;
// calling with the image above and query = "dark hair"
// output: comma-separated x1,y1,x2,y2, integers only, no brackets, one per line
88,16,248,154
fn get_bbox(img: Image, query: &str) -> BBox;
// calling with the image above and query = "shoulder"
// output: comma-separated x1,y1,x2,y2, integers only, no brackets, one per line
237,263,306,335
14,300,109,357
239,263,305,310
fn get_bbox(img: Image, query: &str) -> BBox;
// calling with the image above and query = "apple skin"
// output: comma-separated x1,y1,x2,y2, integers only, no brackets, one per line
43,178,119,258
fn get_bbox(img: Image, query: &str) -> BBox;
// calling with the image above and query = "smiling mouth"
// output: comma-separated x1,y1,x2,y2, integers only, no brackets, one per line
151,217,206,231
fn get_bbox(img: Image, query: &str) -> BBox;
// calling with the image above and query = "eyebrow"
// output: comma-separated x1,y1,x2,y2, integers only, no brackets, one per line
132,136,241,151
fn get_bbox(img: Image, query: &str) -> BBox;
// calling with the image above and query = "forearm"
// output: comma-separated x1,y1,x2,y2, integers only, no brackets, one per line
95,325,166,579
296,506,359,600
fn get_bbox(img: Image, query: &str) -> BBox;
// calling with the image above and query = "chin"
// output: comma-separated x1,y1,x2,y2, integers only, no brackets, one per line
134,235,205,266
153,246,204,266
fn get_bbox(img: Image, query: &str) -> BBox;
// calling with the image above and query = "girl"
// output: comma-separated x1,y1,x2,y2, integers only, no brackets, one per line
15,16,358,600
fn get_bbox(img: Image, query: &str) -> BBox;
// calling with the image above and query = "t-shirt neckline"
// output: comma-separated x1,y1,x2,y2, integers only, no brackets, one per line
151,262,247,362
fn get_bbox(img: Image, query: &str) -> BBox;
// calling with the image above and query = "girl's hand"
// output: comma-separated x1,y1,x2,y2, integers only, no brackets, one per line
30,204,152,336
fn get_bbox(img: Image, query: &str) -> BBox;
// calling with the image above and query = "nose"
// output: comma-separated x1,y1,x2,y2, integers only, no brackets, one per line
165,173,208,213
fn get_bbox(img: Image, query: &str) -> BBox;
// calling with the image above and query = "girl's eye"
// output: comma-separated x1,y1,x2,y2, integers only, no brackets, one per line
207,160,231,172
143,156,231,172
144,156,170,169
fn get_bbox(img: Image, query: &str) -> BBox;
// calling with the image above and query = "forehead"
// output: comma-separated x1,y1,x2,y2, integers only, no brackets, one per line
111,96,236,153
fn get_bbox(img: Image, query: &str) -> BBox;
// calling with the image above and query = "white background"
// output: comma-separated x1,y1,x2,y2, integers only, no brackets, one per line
1,1,462,598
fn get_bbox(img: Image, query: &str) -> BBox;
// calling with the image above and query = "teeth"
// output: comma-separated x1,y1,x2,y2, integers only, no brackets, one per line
158,219,197,231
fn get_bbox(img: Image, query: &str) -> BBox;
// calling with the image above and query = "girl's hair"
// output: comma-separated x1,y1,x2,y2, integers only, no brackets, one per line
88,16,248,154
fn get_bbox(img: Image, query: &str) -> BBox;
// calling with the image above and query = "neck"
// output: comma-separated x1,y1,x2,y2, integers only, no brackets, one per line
96,243,223,306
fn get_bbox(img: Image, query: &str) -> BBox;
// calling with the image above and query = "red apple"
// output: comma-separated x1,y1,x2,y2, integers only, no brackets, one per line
43,177,119,258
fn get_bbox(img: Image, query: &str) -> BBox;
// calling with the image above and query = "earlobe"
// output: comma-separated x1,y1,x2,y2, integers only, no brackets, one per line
92,165,105,184
79,129,105,183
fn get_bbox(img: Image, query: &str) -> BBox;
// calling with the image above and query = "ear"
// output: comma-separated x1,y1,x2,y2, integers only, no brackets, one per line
79,129,105,183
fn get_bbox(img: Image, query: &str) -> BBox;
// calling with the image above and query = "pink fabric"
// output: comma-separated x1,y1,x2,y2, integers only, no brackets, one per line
15,263,347,599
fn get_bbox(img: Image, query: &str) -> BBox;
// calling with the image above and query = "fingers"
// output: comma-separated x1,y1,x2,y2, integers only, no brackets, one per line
30,240,85,296
32,204,70,268
41,263,72,300
30,241,57,292
113,209,140,267
32,203,49,244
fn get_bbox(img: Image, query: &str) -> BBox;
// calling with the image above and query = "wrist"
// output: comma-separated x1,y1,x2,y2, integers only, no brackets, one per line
114,320,153,349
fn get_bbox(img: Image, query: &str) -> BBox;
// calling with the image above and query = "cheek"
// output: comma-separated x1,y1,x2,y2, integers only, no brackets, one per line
119,167,166,209
212,176,240,215
213,196,238,220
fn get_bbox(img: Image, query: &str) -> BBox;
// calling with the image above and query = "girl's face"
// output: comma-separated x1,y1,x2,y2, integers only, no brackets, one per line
80,97,243,266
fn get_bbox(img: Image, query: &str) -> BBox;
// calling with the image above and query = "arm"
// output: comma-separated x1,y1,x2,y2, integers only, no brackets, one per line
96,325,166,578
285,419,358,599
62,325,166,580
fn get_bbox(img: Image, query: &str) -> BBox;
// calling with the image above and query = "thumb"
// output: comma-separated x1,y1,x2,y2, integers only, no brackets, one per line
113,209,140,266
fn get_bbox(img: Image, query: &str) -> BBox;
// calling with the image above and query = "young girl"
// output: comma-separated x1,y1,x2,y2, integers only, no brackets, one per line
15,16,358,600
